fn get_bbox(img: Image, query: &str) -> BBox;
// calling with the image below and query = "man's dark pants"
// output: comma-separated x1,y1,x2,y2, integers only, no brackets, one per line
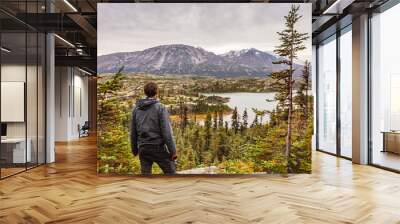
138,144,176,175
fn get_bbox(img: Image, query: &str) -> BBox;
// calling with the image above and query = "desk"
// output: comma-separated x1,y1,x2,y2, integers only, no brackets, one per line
1,138,31,163
382,131,400,154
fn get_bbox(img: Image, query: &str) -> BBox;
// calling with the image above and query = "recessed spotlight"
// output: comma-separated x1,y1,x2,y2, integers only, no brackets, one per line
1,47,11,53
54,34,75,48
78,67,92,76
322,0,353,15
63,0,78,12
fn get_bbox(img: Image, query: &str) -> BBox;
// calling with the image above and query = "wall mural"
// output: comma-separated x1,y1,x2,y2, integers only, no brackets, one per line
97,3,313,175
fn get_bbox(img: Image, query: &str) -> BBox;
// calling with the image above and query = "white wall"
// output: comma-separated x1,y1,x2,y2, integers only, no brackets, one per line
55,67,89,141
1,65,35,138
312,45,317,151
1,65,26,140
72,73,89,138
55,66,70,141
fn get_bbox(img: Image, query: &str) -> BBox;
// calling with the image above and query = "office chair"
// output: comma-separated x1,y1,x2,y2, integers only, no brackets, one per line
79,121,90,138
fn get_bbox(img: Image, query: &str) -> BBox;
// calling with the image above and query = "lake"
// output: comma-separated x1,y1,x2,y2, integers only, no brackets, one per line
202,92,277,125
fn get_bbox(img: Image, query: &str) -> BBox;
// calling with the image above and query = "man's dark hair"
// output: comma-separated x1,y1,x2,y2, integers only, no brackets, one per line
144,82,158,97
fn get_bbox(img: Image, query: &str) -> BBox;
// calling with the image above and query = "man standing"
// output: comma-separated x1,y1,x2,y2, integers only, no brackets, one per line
130,82,177,174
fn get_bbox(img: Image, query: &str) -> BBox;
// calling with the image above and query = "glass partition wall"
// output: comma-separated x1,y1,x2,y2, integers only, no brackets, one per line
370,3,400,171
316,25,353,159
0,30,27,177
317,35,337,155
0,3,46,179
316,0,400,172
339,26,352,159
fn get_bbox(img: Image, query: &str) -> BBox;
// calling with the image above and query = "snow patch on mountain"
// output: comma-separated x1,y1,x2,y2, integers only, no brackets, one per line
154,51,167,69
97,44,304,77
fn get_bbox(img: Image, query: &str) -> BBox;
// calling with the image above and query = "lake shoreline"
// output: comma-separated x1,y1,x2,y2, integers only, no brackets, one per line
202,92,277,125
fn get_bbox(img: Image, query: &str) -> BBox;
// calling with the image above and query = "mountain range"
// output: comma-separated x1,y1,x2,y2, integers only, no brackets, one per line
97,44,303,77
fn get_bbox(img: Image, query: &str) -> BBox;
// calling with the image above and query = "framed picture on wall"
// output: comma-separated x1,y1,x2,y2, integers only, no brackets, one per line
97,3,313,175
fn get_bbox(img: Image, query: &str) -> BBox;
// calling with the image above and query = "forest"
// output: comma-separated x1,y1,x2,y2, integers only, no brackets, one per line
97,5,312,174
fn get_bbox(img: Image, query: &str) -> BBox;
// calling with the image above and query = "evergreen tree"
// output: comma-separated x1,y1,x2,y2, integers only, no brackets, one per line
271,4,309,161
178,96,183,122
213,110,218,130
192,127,204,164
214,131,229,162
269,109,278,127
98,67,137,174
231,107,239,134
204,112,212,151
294,60,311,121
252,114,259,127
185,145,196,169
182,105,188,130
242,108,248,130
218,108,224,128
252,108,267,124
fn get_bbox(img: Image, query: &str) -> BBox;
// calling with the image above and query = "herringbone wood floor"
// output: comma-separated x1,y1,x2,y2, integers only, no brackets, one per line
1,136,400,224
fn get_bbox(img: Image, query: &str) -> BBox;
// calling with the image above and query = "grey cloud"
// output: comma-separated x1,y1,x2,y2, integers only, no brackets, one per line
98,3,312,61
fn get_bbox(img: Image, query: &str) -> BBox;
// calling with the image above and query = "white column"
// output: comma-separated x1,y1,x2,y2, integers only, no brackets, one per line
46,32,55,163
352,14,369,164
55,67,73,141
312,45,317,151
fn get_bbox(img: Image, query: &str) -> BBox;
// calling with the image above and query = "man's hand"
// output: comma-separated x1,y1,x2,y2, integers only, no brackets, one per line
170,153,177,161
133,148,139,157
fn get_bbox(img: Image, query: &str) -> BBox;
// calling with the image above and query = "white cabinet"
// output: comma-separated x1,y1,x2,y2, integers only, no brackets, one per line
1,138,32,163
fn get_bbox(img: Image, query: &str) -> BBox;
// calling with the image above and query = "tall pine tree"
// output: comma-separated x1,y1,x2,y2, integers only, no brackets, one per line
182,105,188,130
204,112,212,152
218,108,224,128
271,5,309,162
252,114,259,127
213,110,218,130
241,108,248,133
231,107,240,134
242,108,248,129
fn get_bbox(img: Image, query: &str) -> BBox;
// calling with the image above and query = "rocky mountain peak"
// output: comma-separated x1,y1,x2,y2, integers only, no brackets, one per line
98,44,302,77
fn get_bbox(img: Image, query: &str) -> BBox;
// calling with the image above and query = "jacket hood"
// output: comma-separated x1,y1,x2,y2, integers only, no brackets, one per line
136,98,159,110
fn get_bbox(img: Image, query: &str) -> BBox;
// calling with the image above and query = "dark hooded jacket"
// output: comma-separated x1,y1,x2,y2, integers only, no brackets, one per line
130,98,176,157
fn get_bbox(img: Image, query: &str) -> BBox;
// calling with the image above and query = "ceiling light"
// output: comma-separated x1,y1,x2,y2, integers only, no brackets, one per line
76,48,84,55
322,0,353,15
54,34,75,48
1,47,11,53
78,67,92,76
63,0,78,12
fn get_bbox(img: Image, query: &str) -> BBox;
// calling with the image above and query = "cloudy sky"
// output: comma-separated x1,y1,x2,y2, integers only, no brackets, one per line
98,3,312,61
